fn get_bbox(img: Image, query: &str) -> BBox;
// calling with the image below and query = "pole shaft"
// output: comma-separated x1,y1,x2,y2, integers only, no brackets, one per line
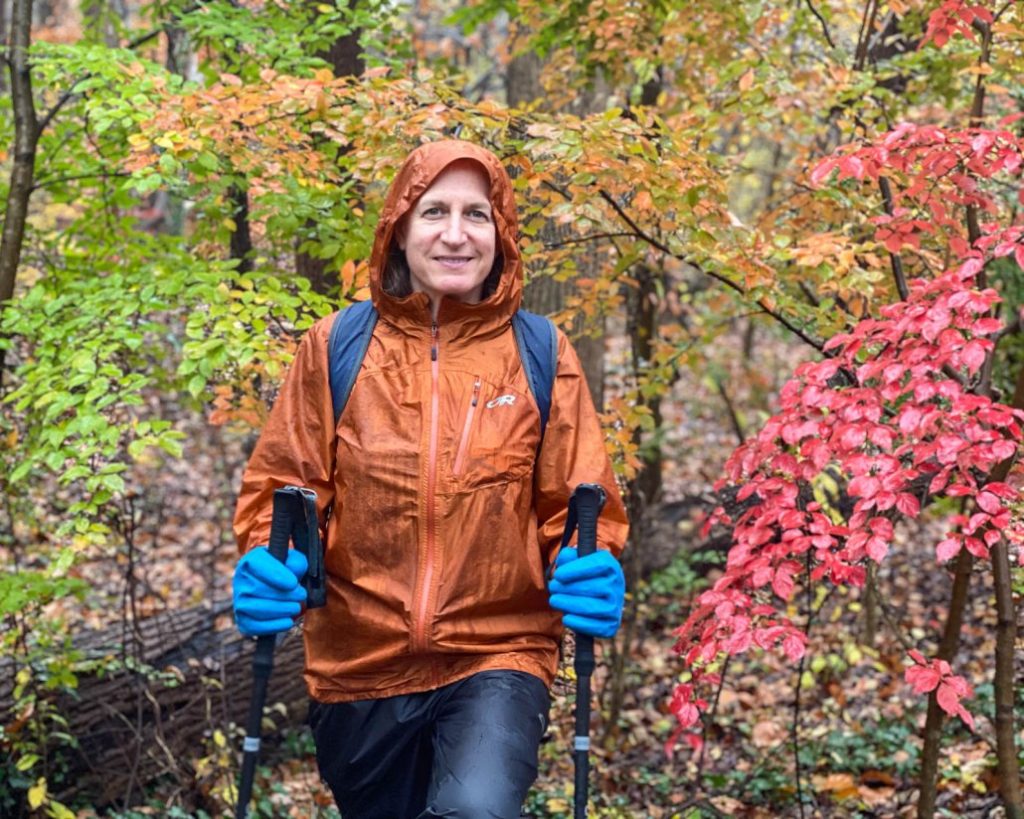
236,489,297,818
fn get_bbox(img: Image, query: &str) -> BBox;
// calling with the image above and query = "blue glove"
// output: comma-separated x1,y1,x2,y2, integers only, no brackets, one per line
548,547,625,638
233,546,308,637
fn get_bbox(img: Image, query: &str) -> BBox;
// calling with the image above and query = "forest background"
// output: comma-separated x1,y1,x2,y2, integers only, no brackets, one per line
2,0,1024,817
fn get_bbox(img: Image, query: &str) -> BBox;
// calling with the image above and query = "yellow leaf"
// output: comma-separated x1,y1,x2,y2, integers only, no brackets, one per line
28,777,46,809
48,800,76,819
213,729,226,748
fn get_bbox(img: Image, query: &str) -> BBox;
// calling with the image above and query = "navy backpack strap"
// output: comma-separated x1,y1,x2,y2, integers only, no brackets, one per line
511,309,558,440
328,300,378,425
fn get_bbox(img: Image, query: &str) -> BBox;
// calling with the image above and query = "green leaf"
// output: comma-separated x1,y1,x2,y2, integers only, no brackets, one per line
45,450,66,472
158,436,184,459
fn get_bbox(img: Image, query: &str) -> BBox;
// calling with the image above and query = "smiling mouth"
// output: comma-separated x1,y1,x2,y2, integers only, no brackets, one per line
434,256,474,266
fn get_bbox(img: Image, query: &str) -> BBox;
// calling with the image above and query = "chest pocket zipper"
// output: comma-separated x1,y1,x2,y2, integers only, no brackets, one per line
453,377,482,476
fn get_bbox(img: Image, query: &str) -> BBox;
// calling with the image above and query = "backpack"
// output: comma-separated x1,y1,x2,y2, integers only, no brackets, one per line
327,300,558,438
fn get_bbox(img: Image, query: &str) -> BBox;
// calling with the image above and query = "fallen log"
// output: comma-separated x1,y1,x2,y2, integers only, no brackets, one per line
1,600,310,809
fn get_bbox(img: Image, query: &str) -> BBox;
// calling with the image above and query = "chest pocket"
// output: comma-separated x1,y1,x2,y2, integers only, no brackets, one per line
449,378,539,491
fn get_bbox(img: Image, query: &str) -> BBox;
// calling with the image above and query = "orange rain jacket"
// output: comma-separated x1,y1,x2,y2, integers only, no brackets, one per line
234,140,629,703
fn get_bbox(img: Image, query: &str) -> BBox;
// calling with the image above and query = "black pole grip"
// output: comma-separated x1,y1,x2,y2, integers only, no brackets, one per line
573,483,605,560
570,483,605,819
266,488,297,563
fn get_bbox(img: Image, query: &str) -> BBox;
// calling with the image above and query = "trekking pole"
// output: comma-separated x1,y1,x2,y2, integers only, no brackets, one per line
570,483,606,819
236,487,305,819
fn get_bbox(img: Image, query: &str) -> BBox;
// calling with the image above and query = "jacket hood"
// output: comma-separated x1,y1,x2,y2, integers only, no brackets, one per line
368,140,523,326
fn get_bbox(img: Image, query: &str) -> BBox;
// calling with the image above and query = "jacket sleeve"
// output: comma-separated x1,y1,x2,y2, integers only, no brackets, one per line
533,329,629,565
233,316,337,554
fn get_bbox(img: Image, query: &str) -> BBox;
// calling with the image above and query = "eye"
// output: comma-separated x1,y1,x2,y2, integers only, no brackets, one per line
421,206,444,217
468,209,491,221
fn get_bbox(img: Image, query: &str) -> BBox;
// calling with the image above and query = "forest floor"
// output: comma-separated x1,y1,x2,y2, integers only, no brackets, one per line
54,323,1024,819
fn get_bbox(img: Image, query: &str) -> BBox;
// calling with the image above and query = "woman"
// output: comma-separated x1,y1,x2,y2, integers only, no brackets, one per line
232,140,628,818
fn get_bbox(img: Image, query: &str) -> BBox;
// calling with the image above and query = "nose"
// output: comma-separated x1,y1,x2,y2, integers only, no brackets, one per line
441,214,467,244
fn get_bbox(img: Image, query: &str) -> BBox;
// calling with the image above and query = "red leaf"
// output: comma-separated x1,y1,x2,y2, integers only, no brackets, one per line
810,158,838,187
976,491,1002,515
961,340,987,373
985,482,1016,499
839,426,867,450
866,536,889,562
899,407,922,435
772,568,795,600
964,536,989,558
782,632,806,662
849,475,880,499
896,493,921,516
906,663,942,694
869,517,894,538
936,679,966,718
936,538,961,562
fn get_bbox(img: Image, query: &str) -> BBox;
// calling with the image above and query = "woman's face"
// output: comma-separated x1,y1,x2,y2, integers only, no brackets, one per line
397,160,497,311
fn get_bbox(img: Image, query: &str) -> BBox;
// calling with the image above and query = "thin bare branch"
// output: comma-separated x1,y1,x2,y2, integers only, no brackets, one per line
804,0,837,49
543,231,635,249
31,171,132,191
877,176,909,299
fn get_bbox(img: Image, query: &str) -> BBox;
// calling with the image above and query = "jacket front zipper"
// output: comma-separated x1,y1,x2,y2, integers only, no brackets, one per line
413,321,441,653
452,377,482,476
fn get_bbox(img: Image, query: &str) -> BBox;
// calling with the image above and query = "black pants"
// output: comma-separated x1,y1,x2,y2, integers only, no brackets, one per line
308,670,550,819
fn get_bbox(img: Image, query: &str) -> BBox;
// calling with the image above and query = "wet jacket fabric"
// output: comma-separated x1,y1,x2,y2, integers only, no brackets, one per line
234,140,629,703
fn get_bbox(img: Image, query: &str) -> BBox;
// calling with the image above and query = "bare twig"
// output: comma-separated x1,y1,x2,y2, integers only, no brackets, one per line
853,0,880,72
543,231,635,249
804,0,837,49
877,176,909,300
31,171,132,191
713,377,746,445
694,655,731,792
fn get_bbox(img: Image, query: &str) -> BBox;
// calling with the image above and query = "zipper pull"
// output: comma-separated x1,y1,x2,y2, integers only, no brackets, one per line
471,377,481,406
431,322,439,362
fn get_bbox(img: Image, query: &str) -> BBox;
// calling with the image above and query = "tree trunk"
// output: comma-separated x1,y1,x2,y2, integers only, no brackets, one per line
0,0,9,94
991,537,1022,818
919,360,1024,817
0,601,309,809
295,2,365,297
160,20,191,235
987,358,1024,817
0,0,38,381
228,184,253,275
508,47,607,408
916,548,973,818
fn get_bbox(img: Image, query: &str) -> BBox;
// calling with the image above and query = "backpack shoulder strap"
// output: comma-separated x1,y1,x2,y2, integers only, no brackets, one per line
328,300,378,425
511,309,558,440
